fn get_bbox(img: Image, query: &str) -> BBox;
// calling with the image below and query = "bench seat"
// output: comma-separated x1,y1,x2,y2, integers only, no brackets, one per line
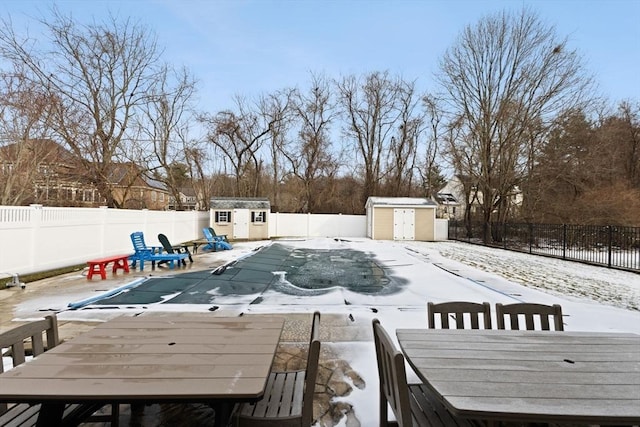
86,254,131,280
0,402,108,427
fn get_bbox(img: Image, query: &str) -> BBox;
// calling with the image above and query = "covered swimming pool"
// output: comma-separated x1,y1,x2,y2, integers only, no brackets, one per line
69,241,411,309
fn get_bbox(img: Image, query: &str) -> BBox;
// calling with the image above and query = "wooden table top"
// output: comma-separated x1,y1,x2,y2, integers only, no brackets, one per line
0,315,284,403
396,328,640,425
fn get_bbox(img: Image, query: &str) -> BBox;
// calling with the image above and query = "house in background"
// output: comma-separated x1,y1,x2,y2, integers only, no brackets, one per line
434,191,461,220
0,138,98,206
107,162,170,210
365,197,438,241
436,176,523,221
168,187,200,211
0,139,170,209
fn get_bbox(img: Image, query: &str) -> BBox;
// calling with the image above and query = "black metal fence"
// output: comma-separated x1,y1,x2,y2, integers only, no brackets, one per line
448,221,640,273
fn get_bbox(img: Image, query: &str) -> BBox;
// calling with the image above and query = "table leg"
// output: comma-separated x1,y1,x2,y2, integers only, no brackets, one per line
211,402,235,427
37,403,65,427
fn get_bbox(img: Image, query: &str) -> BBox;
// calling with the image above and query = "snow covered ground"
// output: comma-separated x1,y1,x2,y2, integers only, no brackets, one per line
5,238,640,427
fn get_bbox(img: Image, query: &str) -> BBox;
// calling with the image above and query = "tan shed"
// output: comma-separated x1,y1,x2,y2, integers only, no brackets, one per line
365,197,438,241
210,197,271,241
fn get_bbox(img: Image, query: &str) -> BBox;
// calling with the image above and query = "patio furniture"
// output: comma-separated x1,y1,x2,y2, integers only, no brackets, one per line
372,319,475,427
495,302,564,331
0,314,116,426
206,226,229,243
86,254,131,280
0,315,285,427
202,227,232,251
427,301,492,329
129,231,189,270
236,311,321,427
396,328,640,425
157,233,193,265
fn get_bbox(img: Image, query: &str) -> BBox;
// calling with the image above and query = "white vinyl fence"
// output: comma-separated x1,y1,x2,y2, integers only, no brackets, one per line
0,206,449,277
268,213,449,241
269,212,367,238
0,205,210,276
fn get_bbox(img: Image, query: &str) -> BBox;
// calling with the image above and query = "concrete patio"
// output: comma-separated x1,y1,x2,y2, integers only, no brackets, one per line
0,244,372,427
2,238,639,426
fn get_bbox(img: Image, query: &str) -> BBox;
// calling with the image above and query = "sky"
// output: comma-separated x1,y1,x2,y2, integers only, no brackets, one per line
6,238,640,426
2,0,639,117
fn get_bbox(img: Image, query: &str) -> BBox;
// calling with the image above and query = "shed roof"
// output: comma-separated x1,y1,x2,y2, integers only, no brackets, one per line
210,197,271,210
366,197,437,208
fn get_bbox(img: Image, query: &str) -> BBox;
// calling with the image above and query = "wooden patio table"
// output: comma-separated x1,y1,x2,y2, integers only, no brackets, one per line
0,314,284,427
396,328,640,426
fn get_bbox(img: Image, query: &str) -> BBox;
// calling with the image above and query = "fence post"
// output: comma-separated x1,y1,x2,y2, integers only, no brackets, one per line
503,222,507,249
607,225,613,268
528,223,533,254
29,204,43,271
562,224,567,260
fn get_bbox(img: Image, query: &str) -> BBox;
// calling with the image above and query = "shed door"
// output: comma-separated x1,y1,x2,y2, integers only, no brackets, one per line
233,209,249,239
393,208,415,240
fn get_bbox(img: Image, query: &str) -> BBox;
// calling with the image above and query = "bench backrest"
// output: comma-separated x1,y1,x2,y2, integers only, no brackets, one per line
496,303,564,331
130,231,150,253
0,314,59,413
428,301,492,329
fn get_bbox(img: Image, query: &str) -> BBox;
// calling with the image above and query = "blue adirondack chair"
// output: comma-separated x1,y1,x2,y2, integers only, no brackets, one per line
202,227,232,251
129,231,189,270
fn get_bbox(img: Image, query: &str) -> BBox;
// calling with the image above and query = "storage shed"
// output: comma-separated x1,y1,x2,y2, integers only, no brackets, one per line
365,197,438,241
210,197,271,240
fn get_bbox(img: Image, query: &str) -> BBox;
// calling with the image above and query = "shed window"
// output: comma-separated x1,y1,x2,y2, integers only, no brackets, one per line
215,211,231,223
251,211,266,223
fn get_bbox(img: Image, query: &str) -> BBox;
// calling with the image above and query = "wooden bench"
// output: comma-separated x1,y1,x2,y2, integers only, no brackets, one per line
0,314,118,426
86,254,131,280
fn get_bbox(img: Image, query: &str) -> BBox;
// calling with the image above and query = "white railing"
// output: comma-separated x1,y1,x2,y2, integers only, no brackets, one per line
0,205,210,276
0,206,448,276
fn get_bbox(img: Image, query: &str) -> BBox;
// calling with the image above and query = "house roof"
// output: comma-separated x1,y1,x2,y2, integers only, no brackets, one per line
365,197,437,208
210,197,271,210
434,192,459,205
0,139,78,166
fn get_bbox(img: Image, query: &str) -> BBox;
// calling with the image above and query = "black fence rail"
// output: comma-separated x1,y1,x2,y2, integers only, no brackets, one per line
448,221,640,273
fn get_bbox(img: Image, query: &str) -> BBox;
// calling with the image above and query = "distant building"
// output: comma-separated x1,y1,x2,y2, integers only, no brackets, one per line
168,187,200,211
0,139,170,209
434,191,461,219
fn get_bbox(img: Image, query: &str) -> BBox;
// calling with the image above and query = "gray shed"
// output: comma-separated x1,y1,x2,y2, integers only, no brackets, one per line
210,197,271,240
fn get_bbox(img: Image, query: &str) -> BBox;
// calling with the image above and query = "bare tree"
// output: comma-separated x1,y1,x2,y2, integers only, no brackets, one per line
0,9,161,207
136,65,198,210
437,8,592,242
260,89,294,209
285,75,340,213
385,79,421,196
336,71,401,205
0,68,58,205
417,94,445,198
200,95,275,197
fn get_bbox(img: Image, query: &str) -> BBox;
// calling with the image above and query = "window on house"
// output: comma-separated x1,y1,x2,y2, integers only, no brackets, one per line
215,211,231,223
159,193,164,202
251,211,266,223
151,191,157,202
